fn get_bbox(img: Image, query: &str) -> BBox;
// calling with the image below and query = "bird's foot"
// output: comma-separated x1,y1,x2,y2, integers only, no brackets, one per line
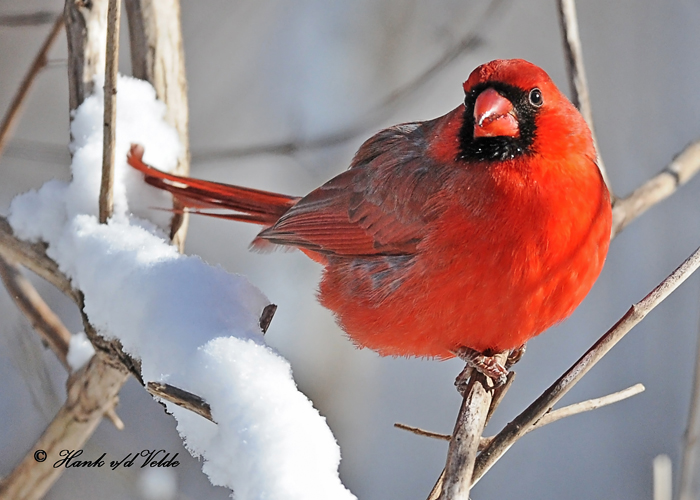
506,343,526,368
453,347,509,390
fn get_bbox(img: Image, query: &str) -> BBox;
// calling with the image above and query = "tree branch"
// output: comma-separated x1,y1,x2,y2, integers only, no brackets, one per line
0,354,128,500
557,0,612,194
679,309,700,500
438,353,507,500
472,244,700,486
0,11,58,27
147,382,214,422
397,383,645,446
612,140,700,237
0,255,72,370
0,15,63,156
64,0,109,112
99,0,121,223
124,0,190,249
0,217,78,304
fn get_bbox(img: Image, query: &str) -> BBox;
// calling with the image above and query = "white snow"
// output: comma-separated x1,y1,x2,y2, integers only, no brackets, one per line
8,76,355,500
66,331,95,371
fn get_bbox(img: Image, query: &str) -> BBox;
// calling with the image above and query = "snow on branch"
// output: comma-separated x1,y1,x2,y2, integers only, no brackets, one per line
7,76,356,500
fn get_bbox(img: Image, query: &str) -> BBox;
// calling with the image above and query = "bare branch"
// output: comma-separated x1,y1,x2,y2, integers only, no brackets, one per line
400,383,645,448
147,382,214,422
679,314,700,500
438,352,508,500
395,423,451,441
0,354,128,500
65,0,109,112
0,15,63,156
99,0,121,223
0,255,72,370
531,383,645,429
0,11,58,27
612,140,700,237
472,245,700,486
124,0,191,248
556,0,612,194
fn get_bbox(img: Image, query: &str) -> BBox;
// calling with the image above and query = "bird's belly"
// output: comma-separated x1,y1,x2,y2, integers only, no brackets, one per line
318,220,609,358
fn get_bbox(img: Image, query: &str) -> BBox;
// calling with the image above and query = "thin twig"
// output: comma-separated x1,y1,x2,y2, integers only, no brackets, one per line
556,0,612,194
472,245,700,486
612,140,700,237
0,255,72,370
147,382,214,422
0,11,57,27
395,423,451,441
191,0,511,164
678,306,700,500
99,0,121,223
0,15,63,156
398,383,645,446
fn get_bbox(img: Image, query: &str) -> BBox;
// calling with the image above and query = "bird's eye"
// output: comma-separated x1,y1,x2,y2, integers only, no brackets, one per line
528,88,543,107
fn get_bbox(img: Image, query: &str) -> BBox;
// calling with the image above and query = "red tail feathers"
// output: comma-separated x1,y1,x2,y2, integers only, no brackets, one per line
127,144,299,226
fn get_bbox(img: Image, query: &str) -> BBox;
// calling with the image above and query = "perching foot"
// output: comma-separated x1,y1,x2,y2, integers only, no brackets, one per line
506,343,527,368
453,347,509,388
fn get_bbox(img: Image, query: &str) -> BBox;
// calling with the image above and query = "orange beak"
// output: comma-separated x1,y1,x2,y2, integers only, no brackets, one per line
473,88,519,138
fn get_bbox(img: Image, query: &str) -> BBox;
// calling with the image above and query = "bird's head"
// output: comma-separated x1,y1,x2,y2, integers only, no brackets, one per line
458,59,593,163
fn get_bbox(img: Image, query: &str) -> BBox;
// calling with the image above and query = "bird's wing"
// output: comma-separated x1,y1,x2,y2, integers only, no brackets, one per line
257,122,449,256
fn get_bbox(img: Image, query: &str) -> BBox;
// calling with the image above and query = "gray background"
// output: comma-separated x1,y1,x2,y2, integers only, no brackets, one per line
1,1,700,499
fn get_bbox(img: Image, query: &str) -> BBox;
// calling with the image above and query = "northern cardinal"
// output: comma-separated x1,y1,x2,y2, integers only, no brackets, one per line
128,59,612,382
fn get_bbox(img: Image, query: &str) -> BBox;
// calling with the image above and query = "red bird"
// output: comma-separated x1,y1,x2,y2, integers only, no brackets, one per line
128,59,612,382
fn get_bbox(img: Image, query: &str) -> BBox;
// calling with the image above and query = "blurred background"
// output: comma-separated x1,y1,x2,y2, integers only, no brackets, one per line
1,0,700,498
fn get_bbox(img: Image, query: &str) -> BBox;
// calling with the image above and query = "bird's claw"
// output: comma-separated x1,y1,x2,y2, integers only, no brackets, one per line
453,347,509,390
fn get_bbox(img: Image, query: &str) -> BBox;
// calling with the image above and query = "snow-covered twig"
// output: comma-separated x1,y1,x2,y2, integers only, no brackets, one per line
0,216,77,303
123,0,191,248
472,245,700,485
65,0,109,111
147,382,214,422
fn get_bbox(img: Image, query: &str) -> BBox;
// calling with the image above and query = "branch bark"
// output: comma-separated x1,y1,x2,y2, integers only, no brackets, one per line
0,255,72,370
147,382,214,422
612,140,700,237
0,15,64,155
99,0,121,223
439,361,504,500
557,0,612,194
679,311,700,500
65,0,109,112
124,0,190,249
0,354,128,500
